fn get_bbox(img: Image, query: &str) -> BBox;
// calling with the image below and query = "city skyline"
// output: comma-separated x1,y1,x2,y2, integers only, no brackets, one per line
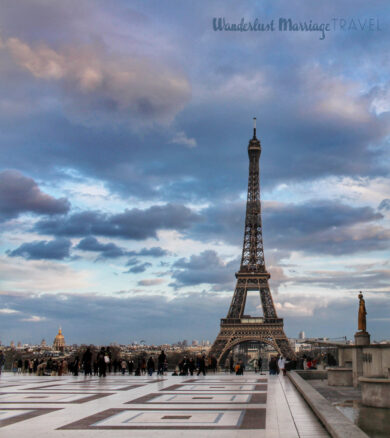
1,0,390,345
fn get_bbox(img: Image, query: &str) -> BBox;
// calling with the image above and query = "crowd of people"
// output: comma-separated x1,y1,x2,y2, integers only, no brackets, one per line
0,348,337,377
268,352,337,375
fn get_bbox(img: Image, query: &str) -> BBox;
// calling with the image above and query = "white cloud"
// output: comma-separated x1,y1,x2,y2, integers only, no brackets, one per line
138,279,165,286
275,295,329,317
199,72,269,102
303,65,370,122
266,176,390,212
170,131,197,148
2,36,191,124
0,308,19,314
154,230,239,261
21,315,46,322
370,84,390,115
0,256,91,293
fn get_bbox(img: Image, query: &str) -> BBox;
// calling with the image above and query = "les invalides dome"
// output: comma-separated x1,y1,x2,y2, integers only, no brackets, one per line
53,327,65,352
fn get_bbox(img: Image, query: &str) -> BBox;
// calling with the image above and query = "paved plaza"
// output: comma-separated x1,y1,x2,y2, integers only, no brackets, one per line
0,373,329,437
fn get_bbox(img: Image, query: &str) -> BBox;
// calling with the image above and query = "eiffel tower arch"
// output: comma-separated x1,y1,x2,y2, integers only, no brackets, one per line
209,118,295,365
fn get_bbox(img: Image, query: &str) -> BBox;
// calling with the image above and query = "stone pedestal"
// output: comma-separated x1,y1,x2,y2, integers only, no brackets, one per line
359,377,390,408
352,347,364,388
355,331,370,346
338,346,353,367
352,332,370,387
328,367,353,386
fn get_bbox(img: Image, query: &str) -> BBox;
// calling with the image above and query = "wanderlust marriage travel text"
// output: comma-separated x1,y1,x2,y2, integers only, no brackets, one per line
212,17,382,40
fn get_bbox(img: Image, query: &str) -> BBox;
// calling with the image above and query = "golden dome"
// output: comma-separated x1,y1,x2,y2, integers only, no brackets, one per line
53,327,65,350
55,328,64,339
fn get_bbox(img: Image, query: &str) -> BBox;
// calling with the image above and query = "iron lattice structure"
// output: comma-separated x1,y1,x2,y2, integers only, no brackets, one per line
210,121,294,364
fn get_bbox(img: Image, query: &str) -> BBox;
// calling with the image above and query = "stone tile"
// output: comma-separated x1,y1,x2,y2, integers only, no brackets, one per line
0,391,112,404
127,392,267,404
0,372,330,437
60,408,266,430
0,408,60,427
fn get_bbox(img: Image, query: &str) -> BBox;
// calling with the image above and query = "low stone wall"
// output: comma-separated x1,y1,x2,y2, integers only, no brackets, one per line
359,376,390,408
295,370,327,380
338,343,390,386
289,371,369,438
328,368,353,386
361,345,390,378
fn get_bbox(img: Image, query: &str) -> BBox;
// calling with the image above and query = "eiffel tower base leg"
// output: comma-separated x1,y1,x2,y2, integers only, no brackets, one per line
209,321,295,366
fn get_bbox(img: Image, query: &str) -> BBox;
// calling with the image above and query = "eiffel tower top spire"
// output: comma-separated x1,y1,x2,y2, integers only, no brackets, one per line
249,117,261,148
240,117,266,273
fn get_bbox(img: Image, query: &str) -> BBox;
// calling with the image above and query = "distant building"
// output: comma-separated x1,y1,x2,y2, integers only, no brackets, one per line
53,328,65,352
41,339,46,347
10,341,15,349
299,331,306,340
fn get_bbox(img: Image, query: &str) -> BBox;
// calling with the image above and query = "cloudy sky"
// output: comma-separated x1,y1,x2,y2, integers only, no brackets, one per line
0,0,390,345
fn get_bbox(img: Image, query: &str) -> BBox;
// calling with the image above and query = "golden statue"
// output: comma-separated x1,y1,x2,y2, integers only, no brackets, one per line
358,292,367,332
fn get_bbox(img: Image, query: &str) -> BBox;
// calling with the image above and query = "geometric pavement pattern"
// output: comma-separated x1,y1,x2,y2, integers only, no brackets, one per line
0,373,330,437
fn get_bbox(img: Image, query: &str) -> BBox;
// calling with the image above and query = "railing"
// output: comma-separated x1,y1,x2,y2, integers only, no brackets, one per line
221,317,284,325
241,318,264,323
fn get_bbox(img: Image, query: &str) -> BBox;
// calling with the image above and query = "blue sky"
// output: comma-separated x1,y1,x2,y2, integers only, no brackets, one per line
0,0,389,345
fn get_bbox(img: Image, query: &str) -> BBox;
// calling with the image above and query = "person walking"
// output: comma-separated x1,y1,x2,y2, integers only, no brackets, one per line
197,354,206,376
229,355,234,373
278,356,286,376
207,356,212,372
141,357,146,375
157,350,166,376
188,357,195,376
106,347,112,373
269,356,278,375
97,348,107,378
46,358,53,375
93,359,99,376
235,360,244,375
182,356,189,375
37,361,46,376
211,356,217,373
17,358,23,374
0,351,4,375
147,356,155,376
82,347,93,377
121,359,127,375
258,356,264,374
62,359,68,375
73,356,79,376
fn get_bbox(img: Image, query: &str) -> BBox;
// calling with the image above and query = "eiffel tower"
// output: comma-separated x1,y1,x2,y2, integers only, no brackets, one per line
210,118,294,364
